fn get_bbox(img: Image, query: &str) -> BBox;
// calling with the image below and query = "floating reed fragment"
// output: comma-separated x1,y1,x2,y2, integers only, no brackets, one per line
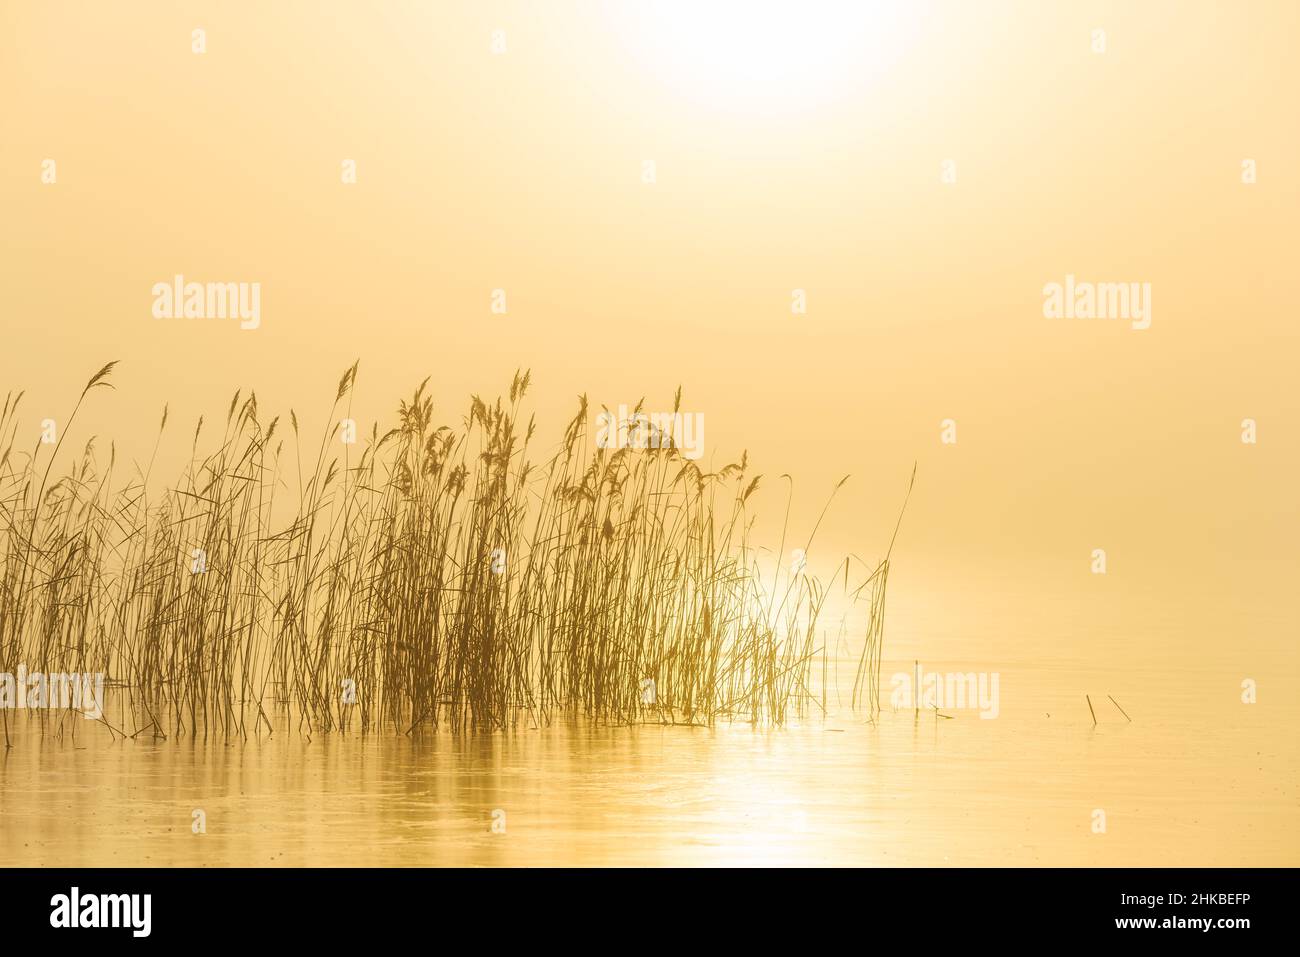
0,363,903,741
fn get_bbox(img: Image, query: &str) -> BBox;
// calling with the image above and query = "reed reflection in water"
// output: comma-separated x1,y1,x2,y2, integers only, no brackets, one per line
2,657,1293,867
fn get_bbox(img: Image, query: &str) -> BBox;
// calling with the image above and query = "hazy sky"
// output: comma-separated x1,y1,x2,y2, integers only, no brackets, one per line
2,1,1296,664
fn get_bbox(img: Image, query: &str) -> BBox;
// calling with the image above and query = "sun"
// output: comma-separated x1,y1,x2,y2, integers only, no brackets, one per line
613,0,927,114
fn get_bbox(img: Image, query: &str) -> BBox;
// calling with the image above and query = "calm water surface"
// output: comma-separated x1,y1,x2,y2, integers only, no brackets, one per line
1,657,1294,867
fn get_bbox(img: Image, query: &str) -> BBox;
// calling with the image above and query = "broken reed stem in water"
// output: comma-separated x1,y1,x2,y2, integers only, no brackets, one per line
1086,694,1097,726
0,363,902,739
1108,695,1132,722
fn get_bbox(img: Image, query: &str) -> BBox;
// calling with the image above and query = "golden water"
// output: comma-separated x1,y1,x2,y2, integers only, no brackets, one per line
1,655,1293,867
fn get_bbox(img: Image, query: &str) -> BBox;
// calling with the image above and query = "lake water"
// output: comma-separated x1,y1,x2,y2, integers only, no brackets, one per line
2,652,1294,867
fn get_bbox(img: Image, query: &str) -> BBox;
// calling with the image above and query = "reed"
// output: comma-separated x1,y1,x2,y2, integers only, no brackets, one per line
0,363,900,740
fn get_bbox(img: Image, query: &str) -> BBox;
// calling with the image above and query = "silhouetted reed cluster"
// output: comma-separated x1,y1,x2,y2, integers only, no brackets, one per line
0,363,897,741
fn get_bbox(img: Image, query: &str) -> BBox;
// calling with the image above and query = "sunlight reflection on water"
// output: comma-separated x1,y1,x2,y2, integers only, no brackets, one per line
1,657,1294,867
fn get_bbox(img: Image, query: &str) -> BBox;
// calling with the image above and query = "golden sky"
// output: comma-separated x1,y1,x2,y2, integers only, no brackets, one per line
2,1,1296,663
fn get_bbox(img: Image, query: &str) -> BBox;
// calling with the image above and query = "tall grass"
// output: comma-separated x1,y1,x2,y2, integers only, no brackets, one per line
0,363,902,741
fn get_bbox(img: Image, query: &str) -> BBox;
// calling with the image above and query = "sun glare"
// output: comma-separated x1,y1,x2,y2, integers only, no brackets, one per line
616,0,925,113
